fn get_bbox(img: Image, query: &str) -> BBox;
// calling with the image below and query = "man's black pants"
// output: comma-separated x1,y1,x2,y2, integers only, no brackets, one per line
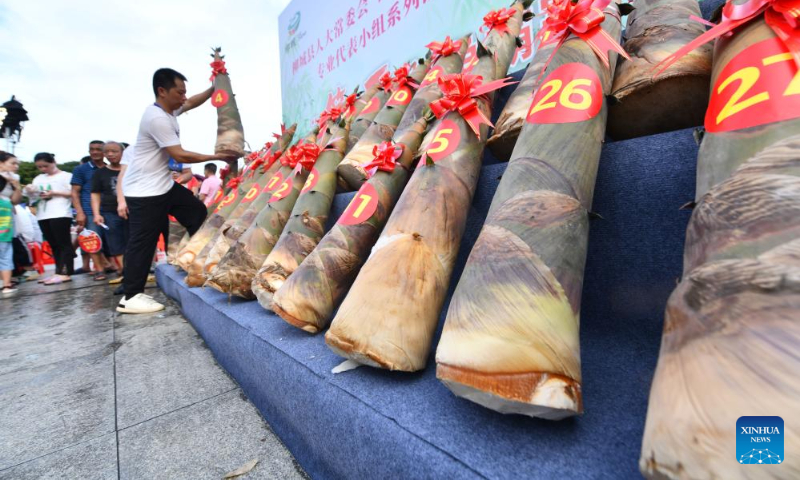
123,183,206,299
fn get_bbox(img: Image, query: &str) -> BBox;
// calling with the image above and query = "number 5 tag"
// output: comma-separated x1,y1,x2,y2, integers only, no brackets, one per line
527,63,603,125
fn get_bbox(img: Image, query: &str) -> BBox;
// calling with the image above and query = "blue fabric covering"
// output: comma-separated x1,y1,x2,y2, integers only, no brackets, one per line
157,126,699,479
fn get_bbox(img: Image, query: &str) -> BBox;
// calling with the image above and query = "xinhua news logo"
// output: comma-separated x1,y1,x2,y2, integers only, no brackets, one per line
737,416,784,465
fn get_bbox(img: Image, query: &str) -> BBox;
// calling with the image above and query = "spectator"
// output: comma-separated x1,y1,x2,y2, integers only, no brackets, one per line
117,67,233,313
26,153,74,284
13,203,42,281
0,176,15,295
198,163,221,207
91,141,127,275
0,151,23,206
71,140,115,279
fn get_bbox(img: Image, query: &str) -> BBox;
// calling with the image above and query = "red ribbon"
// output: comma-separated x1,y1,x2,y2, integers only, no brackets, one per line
316,105,346,130
393,64,420,91
261,149,283,173
210,59,228,82
227,175,242,189
655,0,800,75
362,142,405,178
426,36,463,63
220,164,231,180
481,8,517,36
379,72,394,92
344,93,358,118
537,0,629,71
282,142,321,173
429,73,517,138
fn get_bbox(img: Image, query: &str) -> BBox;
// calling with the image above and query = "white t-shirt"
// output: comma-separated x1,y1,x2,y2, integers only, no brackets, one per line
122,104,183,197
0,172,19,200
121,145,134,166
32,170,73,220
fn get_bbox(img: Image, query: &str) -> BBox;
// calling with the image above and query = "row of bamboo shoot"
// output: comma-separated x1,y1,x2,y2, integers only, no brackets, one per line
178,2,798,478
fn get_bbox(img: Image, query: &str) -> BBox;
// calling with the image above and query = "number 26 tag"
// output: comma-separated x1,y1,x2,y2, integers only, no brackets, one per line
526,63,602,125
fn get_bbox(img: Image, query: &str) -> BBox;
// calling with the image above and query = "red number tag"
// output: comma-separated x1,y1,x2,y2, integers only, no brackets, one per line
360,96,380,116
386,86,412,107
241,182,260,203
338,183,379,226
420,66,445,88
706,37,800,133
269,176,294,203
301,168,319,193
463,40,478,73
263,172,284,193
211,89,229,107
214,191,238,212
526,63,603,125
79,230,102,254
422,119,460,164
211,190,223,205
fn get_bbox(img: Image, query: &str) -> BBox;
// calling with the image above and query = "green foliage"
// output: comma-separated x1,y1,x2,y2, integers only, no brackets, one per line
17,161,39,186
59,161,81,173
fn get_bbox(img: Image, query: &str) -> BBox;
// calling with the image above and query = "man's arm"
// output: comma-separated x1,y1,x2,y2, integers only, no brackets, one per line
165,145,236,165
91,192,103,226
71,184,87,227
181,86,214,113
175,167,193,184
117,165,128,219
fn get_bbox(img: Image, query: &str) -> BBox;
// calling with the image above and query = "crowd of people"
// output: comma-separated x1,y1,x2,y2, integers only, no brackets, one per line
0,140,224,298
2,68,235,313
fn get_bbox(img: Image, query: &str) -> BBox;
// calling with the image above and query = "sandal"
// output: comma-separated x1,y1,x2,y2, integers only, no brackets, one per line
44,276,72,285
94,272,107,281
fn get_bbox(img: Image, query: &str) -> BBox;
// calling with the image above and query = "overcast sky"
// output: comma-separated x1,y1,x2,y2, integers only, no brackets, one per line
0,0,291,173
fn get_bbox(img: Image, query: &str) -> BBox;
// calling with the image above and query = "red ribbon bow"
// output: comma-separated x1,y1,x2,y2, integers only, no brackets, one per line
481,8,517,36
362,142,405,178
379,72,394,92
426,36,463,63
227,175,242,189
209,59,228,82
537,0,629,71
220,164,231,180
393,64,420,91
261,149,283,173
429,74,516,138
263,141,275,152
316,105,345,130
656,0,800,75
283,142,321,173
344,93,359,118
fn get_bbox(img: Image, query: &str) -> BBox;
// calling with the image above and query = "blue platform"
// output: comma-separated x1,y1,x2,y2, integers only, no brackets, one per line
157,120,699,478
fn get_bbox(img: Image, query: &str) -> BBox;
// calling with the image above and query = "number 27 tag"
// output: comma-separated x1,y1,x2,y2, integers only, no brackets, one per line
527,63,602,125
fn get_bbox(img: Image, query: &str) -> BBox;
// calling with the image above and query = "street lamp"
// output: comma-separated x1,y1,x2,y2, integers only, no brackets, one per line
0,96,29,154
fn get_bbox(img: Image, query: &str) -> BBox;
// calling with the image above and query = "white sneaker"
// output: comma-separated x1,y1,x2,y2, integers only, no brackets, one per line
117,293,165,314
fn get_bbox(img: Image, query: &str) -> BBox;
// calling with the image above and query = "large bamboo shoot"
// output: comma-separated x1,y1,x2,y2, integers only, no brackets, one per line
641,17,800,479
607,0,712,139
324,4,524,370
211,47,245,160
435,3,624,419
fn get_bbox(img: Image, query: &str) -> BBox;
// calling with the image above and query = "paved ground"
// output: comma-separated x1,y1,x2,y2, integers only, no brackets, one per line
0,272,308,480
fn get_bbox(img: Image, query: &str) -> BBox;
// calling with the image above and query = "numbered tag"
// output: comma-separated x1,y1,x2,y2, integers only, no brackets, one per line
338,183,379,226
241,182,261,203
79,230,102,254
263,172,284,193
301,168,319,193
214,191,238,212
359,96,380,116
211,89,229,107
421,66,445,88
527,63,603,125
422,119,460,164
706,37,800,133
269,176,294,203
463,39,478,73
211,190,224,205
386,86,412,107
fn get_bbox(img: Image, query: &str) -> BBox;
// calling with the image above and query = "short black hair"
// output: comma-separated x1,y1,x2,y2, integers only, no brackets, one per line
204,163,217,174
34,152,56,164
153,68,187,96
0,175,6,193
0,150,16,163
80,155,92,164
89,140,105,146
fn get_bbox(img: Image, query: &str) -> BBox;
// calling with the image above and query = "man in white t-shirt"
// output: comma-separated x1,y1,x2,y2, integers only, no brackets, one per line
117,68,236,314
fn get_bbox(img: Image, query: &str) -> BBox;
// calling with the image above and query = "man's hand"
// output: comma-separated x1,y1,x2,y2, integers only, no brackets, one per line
75,211,86,227
118,200,129,220
95,214,105,227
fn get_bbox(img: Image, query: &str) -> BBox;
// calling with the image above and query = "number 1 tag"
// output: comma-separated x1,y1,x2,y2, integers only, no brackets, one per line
526,63,602,125
337,183,379,226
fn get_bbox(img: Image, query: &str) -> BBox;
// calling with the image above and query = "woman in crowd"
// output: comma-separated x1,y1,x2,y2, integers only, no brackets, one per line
91,141,128,275
0,151,23,294
26,152,75,284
